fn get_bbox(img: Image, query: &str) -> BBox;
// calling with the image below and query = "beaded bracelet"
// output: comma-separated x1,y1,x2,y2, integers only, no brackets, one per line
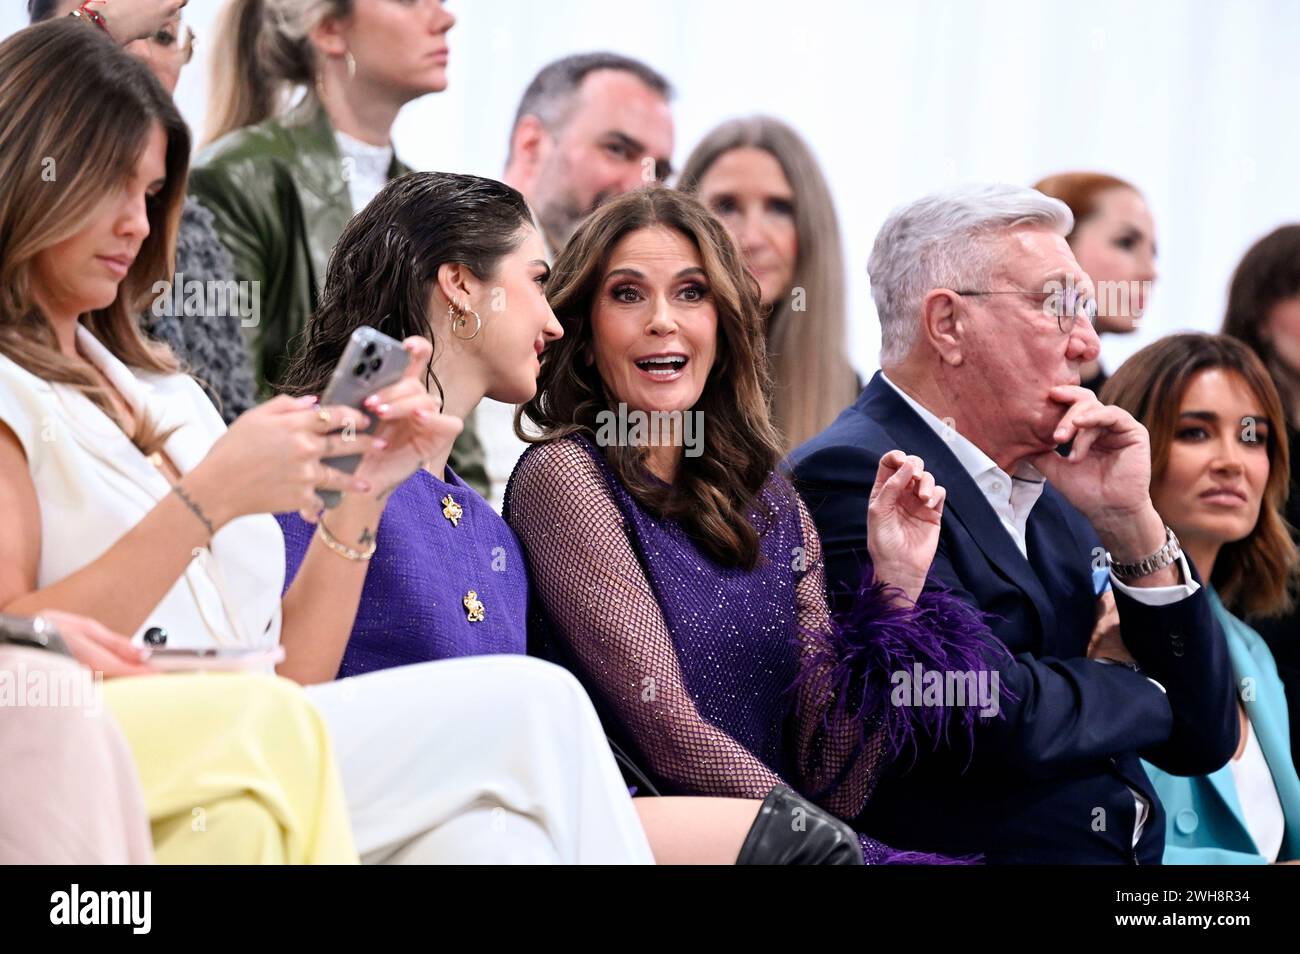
316,517,376,562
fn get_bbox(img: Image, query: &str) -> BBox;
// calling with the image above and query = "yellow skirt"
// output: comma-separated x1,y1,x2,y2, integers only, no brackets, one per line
104,672,359,864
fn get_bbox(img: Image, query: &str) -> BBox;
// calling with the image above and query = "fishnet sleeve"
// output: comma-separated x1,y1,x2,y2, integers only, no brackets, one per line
791,498,884,818
504,439,785,799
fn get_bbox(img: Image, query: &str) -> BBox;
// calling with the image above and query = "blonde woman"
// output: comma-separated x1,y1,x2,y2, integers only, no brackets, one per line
679,116,859,452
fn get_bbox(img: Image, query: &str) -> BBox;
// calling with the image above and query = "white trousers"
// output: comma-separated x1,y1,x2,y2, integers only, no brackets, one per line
304,655,653,865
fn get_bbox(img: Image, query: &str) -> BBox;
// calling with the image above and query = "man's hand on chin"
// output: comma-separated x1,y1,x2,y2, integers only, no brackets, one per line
1029,385,1180,588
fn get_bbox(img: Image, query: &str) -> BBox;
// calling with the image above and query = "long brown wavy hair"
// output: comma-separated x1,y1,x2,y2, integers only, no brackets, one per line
517,187,787,570
0,20,190,453
1102,334,1297,618
678,116,859,453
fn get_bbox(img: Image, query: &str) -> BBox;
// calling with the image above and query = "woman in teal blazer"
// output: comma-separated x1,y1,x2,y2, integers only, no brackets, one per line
1147,591,1300,863
1104,333,1300,864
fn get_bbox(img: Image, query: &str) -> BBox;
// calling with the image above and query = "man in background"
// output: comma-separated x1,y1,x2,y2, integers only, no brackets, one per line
503,52,675,257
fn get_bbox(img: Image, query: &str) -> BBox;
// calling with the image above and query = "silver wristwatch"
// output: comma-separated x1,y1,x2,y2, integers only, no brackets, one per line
0,613,72,656
1107,526,1183,582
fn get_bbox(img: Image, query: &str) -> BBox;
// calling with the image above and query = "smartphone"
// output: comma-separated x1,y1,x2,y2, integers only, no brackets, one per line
317,326,411,508
147,645,286,672
0,613,71,656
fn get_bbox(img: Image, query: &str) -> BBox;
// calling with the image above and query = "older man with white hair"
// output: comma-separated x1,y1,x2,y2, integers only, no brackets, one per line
790,183,1237,864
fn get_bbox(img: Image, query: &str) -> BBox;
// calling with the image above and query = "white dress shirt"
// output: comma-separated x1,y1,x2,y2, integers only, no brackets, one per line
880,372,1201,847
880,373,1198,601
1229,717,1286,862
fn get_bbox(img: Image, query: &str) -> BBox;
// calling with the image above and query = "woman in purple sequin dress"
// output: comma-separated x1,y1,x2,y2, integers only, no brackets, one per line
508,188,1001,863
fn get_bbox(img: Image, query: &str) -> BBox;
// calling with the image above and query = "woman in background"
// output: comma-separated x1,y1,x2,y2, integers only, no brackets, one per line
1221,225,1300,765
1104,334,1300,863
1034,172,1158,393
26,0,184,42
679,117,859,452
191,0,488,492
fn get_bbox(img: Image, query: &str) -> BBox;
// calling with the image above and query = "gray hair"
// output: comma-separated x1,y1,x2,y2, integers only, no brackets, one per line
507,52,673,158
869,183,1073,366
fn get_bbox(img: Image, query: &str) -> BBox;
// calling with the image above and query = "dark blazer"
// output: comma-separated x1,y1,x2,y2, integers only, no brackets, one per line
789,371,1239,864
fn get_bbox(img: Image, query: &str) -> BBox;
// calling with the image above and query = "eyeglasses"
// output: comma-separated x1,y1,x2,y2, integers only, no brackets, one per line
149,23,195,65
953,285,1098,335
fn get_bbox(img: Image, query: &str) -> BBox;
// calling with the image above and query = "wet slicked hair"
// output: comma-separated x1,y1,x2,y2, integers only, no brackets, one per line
280,171,534,402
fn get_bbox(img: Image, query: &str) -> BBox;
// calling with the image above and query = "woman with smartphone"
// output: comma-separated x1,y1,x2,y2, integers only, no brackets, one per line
29,0,260,425
0,19,359,866
190,0,489,493
0,21,652,864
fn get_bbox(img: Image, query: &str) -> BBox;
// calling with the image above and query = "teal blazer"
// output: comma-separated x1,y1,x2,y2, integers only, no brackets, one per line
1144,588,1300,863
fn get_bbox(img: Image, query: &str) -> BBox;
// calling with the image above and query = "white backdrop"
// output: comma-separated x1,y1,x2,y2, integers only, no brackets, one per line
6,1,1300,486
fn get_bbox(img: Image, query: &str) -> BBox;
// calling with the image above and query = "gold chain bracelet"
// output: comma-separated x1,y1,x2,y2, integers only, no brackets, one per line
316,517,376,562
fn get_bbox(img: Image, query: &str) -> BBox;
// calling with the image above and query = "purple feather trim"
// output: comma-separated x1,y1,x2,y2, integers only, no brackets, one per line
799,564,1016,773
859,834,982,865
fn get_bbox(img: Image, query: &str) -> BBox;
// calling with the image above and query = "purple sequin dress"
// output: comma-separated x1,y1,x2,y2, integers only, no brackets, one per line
278,467,529,677
504,436,996,863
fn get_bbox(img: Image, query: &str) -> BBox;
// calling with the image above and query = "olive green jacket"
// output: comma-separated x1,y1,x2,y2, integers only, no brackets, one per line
189,101,490,495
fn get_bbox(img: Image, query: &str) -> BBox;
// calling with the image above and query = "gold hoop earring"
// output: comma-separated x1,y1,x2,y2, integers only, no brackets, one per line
449,301,482,341
345,50,356,81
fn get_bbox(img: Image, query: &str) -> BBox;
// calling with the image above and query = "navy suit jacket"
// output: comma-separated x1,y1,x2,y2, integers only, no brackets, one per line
789,372,1239,864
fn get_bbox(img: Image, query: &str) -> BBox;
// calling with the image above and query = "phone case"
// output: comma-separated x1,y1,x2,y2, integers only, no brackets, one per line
0,613,72,656
148,645,286,672
316,327,411,508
